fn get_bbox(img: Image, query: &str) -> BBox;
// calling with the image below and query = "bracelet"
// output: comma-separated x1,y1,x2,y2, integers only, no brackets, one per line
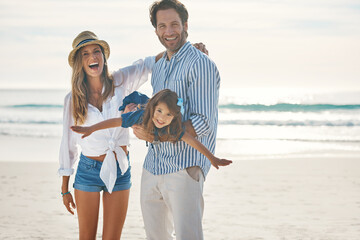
61,191,71,196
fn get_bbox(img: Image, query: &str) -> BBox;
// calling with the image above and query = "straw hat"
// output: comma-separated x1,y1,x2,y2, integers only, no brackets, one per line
68,31,110,67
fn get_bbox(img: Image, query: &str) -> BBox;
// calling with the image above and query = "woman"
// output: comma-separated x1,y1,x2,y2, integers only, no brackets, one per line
59,31,207,239
58,30,158,239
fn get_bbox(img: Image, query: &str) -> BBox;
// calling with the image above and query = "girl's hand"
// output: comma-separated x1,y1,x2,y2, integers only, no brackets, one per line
62,192,76,215
193,42,209,55
70,126,93,138
210,157,232,169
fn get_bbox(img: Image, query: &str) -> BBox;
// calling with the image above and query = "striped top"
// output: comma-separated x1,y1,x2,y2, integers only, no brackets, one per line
143,41,220,177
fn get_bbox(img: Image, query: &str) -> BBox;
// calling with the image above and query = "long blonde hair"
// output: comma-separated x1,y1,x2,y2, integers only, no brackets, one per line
71,45,114,125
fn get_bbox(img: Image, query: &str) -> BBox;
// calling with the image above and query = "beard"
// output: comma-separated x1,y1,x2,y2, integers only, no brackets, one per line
158,30,187,56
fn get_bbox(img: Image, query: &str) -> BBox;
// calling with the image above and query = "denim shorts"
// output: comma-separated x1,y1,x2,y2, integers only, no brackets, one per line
73,153,131,192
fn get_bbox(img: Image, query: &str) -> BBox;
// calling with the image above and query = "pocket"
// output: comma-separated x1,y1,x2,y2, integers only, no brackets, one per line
78,159,95,171
167,78,187,93
185,166,202,183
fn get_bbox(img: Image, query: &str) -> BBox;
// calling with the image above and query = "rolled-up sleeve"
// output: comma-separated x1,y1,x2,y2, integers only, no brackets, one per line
58,93,78,176
188,57,220,137
112,56,155,94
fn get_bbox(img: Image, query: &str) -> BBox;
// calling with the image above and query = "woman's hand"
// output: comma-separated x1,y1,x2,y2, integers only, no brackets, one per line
70,126,93,138
193,42,209,55
123,103,138,113
62,193,76,215
209,157,233,169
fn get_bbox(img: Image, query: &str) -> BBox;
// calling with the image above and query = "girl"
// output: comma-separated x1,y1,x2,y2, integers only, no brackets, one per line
71,89,232,169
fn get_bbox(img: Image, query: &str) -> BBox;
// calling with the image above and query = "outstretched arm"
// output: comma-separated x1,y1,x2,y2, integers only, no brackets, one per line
70,104,137,138
71,117,123,138
181,132,232,169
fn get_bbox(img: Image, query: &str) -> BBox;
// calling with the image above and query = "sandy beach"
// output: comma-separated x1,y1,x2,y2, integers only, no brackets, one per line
1,0,360,238
0,136,360,239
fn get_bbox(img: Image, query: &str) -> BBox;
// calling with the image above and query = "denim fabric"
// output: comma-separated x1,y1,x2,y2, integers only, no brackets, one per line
73,153,131,192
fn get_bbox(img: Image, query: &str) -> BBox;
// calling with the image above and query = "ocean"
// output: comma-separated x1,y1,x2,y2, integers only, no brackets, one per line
1,88,360,161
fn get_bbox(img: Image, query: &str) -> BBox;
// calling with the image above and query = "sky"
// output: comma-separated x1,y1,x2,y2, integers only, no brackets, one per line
0,0,359,92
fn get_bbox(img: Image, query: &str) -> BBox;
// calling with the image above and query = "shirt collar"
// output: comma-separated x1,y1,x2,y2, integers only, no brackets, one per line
154,127,168,136
163,41,191,62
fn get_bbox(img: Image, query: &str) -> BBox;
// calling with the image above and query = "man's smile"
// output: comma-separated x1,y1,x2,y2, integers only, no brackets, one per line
165,36,177,41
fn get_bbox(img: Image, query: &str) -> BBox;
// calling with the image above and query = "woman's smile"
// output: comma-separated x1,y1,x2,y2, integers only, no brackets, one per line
81,44,104,78
89,62,99,70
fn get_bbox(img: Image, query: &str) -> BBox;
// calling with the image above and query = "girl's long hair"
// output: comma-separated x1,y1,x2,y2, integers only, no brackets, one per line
71,45,114,125
142,89,183,143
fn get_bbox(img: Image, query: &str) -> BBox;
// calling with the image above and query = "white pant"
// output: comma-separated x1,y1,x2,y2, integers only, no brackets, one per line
140,167,204,240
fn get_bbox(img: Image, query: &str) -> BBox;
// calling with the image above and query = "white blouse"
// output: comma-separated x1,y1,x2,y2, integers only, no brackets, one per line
58,56,155,193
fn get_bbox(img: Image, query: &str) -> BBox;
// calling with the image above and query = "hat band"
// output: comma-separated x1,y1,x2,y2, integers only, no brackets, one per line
76,38,96,48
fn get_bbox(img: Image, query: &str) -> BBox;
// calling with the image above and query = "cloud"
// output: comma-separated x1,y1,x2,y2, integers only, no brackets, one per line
0,0,359,90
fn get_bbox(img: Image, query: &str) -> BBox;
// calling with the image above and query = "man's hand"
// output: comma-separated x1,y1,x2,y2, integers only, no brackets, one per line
132,125,155,142
184,120,197,138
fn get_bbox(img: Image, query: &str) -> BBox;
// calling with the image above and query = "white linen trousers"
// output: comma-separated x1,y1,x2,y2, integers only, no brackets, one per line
140,167,205,240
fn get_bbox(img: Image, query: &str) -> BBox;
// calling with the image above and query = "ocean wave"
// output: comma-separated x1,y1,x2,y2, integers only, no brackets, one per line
216,137,360,143
0,131,60,138
219,120,360,127
5,104,63,108
4,103,360,113
5,103,360,112
2,130,359,143
0,119,61,124
219,103,360,112
1,118,359,127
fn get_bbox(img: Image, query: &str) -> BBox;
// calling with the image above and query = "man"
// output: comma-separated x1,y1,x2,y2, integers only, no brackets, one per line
133,0,220,239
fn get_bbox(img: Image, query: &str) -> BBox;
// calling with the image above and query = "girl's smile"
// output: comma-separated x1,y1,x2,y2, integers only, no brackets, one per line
152,102,174,128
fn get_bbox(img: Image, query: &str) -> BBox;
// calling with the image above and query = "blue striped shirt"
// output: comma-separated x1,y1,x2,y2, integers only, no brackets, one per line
143,41,220,177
